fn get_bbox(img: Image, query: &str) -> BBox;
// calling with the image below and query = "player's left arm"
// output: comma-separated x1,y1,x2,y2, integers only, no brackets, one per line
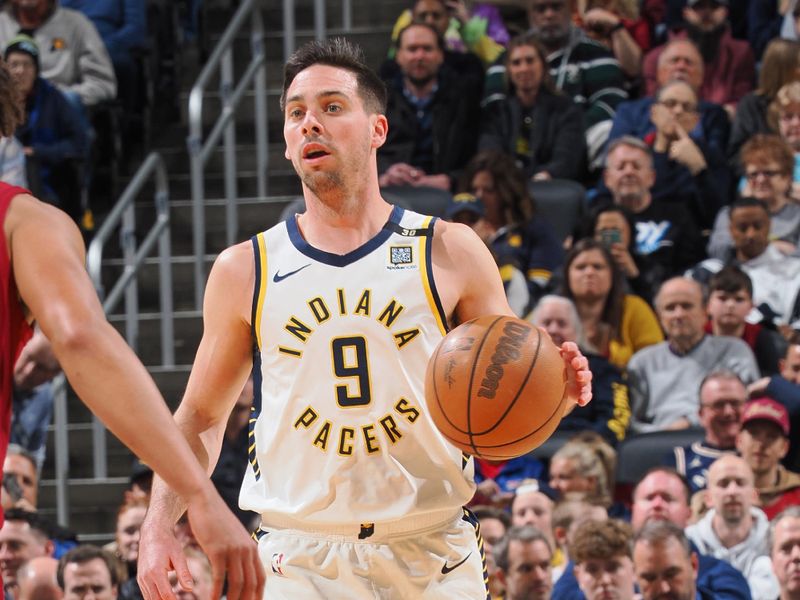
431,220,591,408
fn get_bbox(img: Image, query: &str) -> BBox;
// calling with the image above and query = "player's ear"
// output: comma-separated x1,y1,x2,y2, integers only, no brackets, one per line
371,114,388,149
285,144,291,161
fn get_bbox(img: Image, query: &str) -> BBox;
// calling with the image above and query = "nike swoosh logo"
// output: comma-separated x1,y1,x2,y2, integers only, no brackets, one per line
273,264,311,283
441,552,472,575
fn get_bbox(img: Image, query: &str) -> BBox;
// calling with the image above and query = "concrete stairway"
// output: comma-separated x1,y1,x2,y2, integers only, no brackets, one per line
38,0,407,540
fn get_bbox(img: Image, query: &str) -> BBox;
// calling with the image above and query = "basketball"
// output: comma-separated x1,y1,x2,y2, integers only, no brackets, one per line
425,315,568,460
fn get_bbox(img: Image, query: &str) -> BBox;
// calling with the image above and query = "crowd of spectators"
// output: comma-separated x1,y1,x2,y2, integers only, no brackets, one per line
5,0,800,598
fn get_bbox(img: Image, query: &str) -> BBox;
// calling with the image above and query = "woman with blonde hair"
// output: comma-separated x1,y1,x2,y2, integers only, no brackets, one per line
730,38,800,159
548,437,614,508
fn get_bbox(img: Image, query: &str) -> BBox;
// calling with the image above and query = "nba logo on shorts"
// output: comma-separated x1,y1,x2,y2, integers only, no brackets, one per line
271,552,285,576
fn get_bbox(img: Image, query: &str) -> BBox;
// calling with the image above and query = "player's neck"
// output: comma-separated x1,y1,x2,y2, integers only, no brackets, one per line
297,194,393,254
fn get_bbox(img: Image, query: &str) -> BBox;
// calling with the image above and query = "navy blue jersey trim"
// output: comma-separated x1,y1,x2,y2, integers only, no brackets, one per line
249,348,263,480
250,235,262,342
286,205,405,267
425,217,449,333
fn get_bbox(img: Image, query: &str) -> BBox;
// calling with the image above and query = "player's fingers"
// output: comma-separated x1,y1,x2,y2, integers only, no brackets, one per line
207,551,226,600
250,546,267,599
225,549,246,600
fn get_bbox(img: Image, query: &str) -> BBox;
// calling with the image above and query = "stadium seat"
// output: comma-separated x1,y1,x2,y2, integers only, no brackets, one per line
615,428,706,484
380,185,452,217
528,179,587,243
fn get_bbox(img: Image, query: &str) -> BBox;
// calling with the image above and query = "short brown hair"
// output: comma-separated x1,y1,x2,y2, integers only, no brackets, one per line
570,519,633,563
740,133,794,176
57,545,122,590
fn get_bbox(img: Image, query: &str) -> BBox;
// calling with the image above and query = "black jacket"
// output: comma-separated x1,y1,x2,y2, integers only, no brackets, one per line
378,65,482,186
478,90,586,181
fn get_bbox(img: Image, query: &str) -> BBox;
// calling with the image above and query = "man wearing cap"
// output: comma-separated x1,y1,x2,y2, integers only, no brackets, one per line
642,0,754,116
4,34,88,222
444,192,532,317
737,398,800,520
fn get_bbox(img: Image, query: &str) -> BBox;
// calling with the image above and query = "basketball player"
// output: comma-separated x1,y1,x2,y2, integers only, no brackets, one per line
137,38,592,599
0,60,264,599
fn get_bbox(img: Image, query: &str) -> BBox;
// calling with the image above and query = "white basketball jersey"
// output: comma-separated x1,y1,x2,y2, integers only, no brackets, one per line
240,206,475,527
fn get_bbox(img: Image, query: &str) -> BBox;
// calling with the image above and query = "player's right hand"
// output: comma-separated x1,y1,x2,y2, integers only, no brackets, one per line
137,520,194,600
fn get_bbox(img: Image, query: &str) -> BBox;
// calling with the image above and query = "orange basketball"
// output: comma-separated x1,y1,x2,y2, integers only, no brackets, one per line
425,315,568,460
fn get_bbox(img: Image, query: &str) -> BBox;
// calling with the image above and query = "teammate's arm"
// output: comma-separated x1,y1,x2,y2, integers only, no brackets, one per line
431,220,592,408
8,196,264,600
138,241,260,600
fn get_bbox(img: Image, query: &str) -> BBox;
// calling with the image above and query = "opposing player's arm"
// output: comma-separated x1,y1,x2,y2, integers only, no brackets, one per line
431,219,514,324
8,194,212,500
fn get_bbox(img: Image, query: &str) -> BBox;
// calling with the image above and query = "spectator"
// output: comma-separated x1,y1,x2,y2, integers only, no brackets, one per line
728,39,800,162
571,519,637,600
485,0,628,170
598,136,706,300
737,398,800,519
768,506,800,600
462,150,564,307
528,295,631,445
748,331,800,471
2,444,38,511
633,521,709,600
549,439,613,507
16,556,61,600
646,79,728,228
378,23,481,191
494,525,553,600
210,376,257,529
4,35,89,223
709,136,800,260
385,0,506,68
0,508,53,599
576,0,647,78
770,82,800,199
607,39,731,176
510,479,560,570
704,267,783,376
472,505,510,599
561,238,663,370
106,495,146,599
166,547,212,600
627,277,760,433
665,370,745,493
11,330,59,472
552,496,609,564
59,0,146,114
642,0,755,115
56,545,119,600
685,455,779,599
0,0,116,109
479,32,586,181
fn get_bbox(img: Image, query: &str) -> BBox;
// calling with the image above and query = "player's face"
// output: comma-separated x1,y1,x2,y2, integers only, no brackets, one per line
62,559,117,600
705,458,755,522
576,555,636,600
631,472,691,530
634,539,697,600
697,378,745,448
283,65,385,202
532,301,578,346
729,206,771,260
549,457,596,496
737,421,788,476
781,345,800,385
511,492,553,538
568,249,612,301
604,145,655,212
0,522,49,584
504,539,552,600
115,505,146,563
771,516,800,595
706,289,752,331
655,280,706,346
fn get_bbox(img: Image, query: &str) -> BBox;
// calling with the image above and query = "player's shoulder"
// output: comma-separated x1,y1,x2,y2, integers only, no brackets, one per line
7,193,77,239
431,218,485,251
210,240,256,284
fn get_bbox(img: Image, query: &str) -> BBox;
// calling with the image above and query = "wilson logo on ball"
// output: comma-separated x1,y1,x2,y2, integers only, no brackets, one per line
477,321,530,399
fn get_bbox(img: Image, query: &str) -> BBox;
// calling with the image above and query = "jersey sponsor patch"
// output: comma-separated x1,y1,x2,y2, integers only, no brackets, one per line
390,245,413,265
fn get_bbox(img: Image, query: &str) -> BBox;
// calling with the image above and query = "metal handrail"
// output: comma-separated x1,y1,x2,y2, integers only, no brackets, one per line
188,0,267,309
49,152,174,525
282,0,353,62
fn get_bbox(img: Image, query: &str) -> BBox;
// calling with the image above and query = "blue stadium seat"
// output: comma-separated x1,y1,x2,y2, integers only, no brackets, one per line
616,428,706,484
380,185,453,217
